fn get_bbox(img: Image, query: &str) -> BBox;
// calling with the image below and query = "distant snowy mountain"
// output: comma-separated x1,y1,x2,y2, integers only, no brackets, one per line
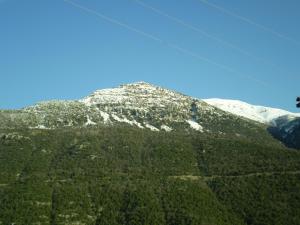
203,98,300,124
204,98,300,149
267,116,300,150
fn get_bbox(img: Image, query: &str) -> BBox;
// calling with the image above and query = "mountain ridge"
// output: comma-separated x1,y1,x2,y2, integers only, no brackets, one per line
203,97,300,149
0,81,298,148
203,98,300,124
4,81,298,128
0,82,276,143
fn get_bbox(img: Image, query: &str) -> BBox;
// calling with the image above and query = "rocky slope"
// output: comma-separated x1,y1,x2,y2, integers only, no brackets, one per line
268,116,300,149
0,82,275,143
203,98,300,149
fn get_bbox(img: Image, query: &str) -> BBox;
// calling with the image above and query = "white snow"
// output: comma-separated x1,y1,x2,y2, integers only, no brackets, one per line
204,98,300,124
145,124,159,131
85,115,96,126
186,120,203,132
79,82,190,111
36,125,48,129
132,120,144,129
112,114,144,128
80,87,128,106
112,114,126,123
99,111,110,123
161,124,173,132
30,125,51,129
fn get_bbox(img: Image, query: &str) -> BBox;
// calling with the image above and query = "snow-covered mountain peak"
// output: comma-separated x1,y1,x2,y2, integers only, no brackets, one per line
80,82,188,107
120,81,156,88
203,98,300,124
2,82,293,144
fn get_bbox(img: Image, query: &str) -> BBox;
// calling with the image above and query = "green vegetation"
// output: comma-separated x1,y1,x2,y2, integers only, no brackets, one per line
0,126,300,225
208,174,300,225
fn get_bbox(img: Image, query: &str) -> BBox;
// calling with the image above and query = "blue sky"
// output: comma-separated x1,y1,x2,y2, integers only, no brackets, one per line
0,0,299,111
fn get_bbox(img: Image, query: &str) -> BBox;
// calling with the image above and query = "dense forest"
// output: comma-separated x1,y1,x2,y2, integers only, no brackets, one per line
0,126,300,225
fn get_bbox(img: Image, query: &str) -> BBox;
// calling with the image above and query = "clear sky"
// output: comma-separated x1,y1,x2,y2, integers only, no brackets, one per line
1,0,299,111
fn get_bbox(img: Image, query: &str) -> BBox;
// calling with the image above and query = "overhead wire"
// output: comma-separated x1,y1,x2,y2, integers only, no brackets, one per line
132,0,278,68
63,0,269,87
132,0,300,79
197,0,300,46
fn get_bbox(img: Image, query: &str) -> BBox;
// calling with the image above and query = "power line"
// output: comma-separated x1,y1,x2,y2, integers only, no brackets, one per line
64,0,162,43
165,43,268,86
197,0,300,46
132,0,278,69
133,0,298,80
63,0,268,87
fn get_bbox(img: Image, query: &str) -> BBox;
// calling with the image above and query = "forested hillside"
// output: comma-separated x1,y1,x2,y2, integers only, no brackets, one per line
1,126,300,225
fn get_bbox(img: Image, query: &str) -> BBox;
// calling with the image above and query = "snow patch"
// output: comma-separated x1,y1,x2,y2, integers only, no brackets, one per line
99,111,110,123
204,98,300,124
145,124,159,131
112,114,144,128
79,82,191,115
30,125,51,130
186,120,203,132
132,120,144,129
85,115,96,126
81,87,128,105
161,124,173,132
112,114,126,123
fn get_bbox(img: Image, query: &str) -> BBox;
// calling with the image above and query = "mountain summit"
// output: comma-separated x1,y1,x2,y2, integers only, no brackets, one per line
0,82,273,142
0,82,298,147
80,81,190,108
2,82,217,132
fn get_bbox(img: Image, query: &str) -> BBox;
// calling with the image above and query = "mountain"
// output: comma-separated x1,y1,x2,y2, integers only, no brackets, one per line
0,82,277,143
203,98,300,124
1,82,300,225
203,98,300,149
1,81,297,148
268,116,300,149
